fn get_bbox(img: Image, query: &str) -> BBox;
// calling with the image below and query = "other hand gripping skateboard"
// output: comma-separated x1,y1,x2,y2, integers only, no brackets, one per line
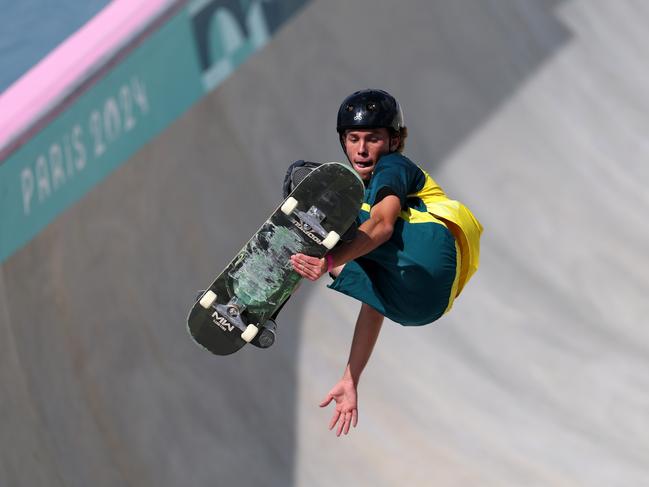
187,162,364,355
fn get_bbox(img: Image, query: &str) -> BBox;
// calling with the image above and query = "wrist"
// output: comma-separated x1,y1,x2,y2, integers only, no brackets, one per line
342,365,359,385
325,254,334,273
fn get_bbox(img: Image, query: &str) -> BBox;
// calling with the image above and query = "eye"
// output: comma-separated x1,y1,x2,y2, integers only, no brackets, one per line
367,103,377,111
346,104,354,112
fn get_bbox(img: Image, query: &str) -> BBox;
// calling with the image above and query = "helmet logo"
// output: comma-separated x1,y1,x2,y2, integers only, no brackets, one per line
354,111,363,121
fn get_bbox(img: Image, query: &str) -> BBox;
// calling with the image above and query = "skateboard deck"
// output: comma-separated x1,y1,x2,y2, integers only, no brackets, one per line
187,162,364,355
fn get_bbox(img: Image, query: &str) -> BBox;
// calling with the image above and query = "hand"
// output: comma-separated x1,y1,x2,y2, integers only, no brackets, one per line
290,253,327,281
319,379,358,436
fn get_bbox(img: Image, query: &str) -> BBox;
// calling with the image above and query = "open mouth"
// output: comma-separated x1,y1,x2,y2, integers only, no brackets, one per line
354,161,373,169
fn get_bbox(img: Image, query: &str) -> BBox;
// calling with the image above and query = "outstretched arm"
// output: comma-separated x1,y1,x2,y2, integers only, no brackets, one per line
291,194,401,280
320,302,384,436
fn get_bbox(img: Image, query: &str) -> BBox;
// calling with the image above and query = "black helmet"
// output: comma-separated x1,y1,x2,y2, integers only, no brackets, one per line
336,89,404,133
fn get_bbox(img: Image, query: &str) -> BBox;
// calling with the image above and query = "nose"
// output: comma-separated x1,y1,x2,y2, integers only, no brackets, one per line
357,139,368,155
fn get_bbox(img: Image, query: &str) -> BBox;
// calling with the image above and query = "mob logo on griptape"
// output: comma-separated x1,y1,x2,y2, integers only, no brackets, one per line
189,0,311,91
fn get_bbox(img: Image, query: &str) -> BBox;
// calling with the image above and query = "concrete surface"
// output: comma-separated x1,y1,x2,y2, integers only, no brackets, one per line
2,0,649,485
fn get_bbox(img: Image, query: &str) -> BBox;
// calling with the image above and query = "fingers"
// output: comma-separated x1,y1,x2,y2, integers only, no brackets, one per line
324,407,357,437
329,410,341,431
290,254,325,281
336,410,356,437
319,395,334,408
336,415,345,436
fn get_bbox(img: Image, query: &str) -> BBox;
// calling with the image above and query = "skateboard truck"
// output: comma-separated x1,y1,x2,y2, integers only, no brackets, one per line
295,205,327,236
221,297,277,349
215,301,247,332
218,301,276,349
281,198,341,249
199,291,259,343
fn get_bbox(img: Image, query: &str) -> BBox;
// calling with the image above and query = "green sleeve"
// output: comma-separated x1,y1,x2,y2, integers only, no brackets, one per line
366,153,424,207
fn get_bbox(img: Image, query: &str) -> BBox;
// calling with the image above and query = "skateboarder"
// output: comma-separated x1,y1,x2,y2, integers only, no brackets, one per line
289,89,483,436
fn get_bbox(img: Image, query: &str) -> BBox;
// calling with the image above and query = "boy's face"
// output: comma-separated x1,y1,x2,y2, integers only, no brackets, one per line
343,128,397,180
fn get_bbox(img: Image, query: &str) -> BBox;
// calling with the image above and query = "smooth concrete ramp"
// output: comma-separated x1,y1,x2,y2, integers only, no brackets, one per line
2,0,649,485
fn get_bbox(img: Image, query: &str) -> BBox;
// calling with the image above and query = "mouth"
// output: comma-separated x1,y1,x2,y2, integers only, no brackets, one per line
353,160,373,170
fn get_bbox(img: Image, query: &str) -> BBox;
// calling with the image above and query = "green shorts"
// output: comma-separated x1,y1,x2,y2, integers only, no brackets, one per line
328,218,458,326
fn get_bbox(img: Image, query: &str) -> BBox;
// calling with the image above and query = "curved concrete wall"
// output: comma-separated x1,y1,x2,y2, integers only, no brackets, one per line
2,0,649,485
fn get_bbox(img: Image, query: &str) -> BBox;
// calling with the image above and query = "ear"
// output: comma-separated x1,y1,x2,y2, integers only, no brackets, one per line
390,134,400,152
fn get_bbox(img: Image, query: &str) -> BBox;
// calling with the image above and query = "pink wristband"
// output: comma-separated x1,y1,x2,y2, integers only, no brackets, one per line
326,254,334,273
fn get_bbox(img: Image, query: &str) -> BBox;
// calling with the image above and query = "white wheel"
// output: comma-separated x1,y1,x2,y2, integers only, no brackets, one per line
241,324,259,343
281,197,298,215
199,290,217,309
322,231,340,250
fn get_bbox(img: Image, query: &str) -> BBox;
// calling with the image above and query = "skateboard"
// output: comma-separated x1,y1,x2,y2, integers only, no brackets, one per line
187,162,364,355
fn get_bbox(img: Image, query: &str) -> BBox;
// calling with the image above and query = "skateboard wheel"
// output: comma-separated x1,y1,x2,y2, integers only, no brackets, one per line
241,324,259,343
199,290,217,309
257,327,276,348
322,231,340,250
281,197,298,215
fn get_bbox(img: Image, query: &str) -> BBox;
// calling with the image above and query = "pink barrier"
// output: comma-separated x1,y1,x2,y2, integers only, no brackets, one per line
0,0,172,158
